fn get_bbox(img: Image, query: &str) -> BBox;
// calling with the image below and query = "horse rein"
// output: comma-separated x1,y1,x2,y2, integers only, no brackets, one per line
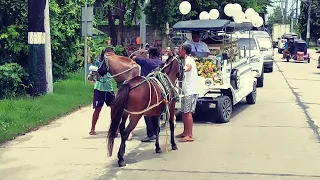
103,53,140,78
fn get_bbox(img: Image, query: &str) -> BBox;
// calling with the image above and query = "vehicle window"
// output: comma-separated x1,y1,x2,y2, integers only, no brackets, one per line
257,37,272,49
237,38,258,50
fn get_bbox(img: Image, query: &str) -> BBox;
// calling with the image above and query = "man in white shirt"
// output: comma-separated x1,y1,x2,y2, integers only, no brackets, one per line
176,43,200,142
185,31,210,57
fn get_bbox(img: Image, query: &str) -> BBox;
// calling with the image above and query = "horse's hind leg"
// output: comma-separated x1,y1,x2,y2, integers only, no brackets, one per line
117,114,141,167
153,116,162,153
169,104,178,150
119,113,129,134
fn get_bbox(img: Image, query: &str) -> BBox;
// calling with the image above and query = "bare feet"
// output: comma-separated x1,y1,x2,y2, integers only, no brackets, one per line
175,133,186,138
89,131,96,135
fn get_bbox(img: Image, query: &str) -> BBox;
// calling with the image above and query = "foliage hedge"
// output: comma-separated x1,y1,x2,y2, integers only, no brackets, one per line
0,0,124,99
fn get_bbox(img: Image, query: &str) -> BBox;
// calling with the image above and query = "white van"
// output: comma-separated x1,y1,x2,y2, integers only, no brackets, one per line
235,34,264,87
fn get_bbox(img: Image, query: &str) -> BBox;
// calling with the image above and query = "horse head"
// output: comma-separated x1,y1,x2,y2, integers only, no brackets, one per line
161,53,184,82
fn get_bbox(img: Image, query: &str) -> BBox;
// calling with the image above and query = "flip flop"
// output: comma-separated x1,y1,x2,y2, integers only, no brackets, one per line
89,132,96,135
179,136,194,142
175,134,186,138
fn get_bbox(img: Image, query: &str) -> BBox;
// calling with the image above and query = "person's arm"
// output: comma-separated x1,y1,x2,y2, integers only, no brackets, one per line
132,56,148,66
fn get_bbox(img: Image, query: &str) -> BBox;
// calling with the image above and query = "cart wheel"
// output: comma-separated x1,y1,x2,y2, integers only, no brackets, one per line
216,96,233,123
246,82,257,104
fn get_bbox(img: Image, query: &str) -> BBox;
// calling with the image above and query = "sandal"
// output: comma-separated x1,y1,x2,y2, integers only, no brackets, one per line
179,136,194,142
175,133,186,138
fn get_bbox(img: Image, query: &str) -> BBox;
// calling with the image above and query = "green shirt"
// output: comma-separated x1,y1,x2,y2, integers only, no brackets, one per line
94,73,114,92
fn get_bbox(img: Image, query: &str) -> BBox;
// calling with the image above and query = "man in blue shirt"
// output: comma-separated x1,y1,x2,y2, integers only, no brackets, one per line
131,47,164,142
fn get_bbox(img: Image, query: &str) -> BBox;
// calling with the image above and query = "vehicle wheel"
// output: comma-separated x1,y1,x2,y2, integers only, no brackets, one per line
286,56,290,62
216,96,232,123
278,49,281,53
230,69,240,90
257,71,264,87
246,82,257,104
308,58,310,63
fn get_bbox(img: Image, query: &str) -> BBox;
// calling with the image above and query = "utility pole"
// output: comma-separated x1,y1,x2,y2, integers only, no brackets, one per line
28,0,47,96
140,0,149,49
284,0,288,22
307,0,311,47
296,0,299,25
281,0,284,23
44,0,53,93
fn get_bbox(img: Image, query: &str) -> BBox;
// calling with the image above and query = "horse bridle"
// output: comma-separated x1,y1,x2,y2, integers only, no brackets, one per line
161,55,184,81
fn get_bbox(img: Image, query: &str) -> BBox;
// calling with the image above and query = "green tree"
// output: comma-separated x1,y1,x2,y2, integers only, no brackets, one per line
97,0,143,46
299,1,320,41
267,6,284,27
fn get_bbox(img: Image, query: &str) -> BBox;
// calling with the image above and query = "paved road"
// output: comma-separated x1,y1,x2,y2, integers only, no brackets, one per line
1,49,320,180
98,51,320,180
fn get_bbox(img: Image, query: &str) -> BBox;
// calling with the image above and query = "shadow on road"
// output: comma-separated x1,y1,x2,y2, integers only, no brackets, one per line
176,100,250,125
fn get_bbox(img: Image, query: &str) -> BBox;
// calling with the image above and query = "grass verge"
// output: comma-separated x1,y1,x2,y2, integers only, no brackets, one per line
0,71,117,144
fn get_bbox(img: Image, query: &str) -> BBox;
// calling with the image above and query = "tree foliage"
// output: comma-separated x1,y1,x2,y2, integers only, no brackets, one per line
298,1,320,41
267,6,284,27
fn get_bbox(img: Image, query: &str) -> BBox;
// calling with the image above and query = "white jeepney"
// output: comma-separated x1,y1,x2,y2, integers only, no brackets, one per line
172,20,258,123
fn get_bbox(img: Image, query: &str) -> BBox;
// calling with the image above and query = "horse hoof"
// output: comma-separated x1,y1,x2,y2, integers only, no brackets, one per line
172,145,178,150
118,161,126,167
156,149,163,153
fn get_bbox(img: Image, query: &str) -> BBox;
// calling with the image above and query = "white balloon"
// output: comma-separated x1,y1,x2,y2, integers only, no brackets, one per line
209,9,219,19
248,11,259,22
224,3,233,17
245,8,256,18
234,16,244,24
199,11,210,20
233,3,242,14
253,16,264,27
179,1,192,15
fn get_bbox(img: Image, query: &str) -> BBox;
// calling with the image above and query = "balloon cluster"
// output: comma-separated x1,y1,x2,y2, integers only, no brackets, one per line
224,3,263,27
178,1,263,27
179,1,219,20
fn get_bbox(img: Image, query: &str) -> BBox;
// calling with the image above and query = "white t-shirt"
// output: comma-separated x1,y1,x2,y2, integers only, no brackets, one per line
185,40,210,53
183,56,200,96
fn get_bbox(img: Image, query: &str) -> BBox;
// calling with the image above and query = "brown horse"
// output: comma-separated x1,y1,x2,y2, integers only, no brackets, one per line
105,54,184,167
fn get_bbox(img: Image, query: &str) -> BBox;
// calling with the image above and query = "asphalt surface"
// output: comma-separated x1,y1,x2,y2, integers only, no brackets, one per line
1,49,320,180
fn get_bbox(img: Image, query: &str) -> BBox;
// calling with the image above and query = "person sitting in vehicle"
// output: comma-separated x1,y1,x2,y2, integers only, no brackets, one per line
282,41,290,59
185,31,210,57
288,40,295,56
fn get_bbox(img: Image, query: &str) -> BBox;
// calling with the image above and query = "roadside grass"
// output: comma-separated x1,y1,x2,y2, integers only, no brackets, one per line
0,71,117,144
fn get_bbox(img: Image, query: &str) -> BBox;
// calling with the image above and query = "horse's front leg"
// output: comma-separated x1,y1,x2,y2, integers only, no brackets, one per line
169,103,178,150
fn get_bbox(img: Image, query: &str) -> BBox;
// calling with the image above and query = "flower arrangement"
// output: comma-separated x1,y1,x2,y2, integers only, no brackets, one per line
195,58,218,79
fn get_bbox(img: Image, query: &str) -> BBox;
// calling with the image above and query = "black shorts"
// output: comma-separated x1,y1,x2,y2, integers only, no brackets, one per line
93,89,115,109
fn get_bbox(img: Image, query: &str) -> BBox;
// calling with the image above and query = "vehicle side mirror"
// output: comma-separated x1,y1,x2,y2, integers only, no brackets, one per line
315,48,318,50
222,53,229,60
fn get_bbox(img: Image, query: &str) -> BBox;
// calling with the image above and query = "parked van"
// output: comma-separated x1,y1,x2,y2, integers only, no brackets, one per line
235,33,264,87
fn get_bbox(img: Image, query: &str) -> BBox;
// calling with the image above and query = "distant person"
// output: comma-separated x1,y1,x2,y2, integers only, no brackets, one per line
185,31,210,57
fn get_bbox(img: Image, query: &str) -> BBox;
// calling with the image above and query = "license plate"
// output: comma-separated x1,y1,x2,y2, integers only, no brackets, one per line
209,103,216,108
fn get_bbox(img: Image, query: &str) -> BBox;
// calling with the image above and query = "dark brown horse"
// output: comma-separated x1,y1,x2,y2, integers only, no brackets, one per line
104,54,184,167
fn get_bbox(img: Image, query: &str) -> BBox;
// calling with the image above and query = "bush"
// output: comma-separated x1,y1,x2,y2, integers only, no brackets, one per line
0,63,28,98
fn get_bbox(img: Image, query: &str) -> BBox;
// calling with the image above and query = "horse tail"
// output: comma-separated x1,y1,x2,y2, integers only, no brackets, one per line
107,83,130,157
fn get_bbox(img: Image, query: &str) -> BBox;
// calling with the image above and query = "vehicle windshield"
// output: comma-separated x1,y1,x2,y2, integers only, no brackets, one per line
238,38,258,50
257,37,272,50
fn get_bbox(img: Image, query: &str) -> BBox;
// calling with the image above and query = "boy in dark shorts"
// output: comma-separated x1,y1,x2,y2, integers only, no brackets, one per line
90,72,115,135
